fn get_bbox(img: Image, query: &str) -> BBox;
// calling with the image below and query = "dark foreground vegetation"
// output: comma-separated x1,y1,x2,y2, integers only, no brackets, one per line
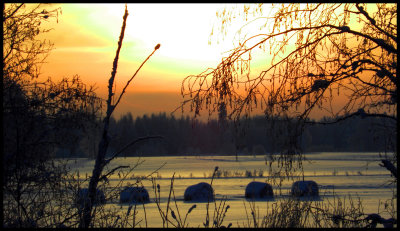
3,3,396,228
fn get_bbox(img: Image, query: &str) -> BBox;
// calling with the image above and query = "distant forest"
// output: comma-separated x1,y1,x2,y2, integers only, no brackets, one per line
55,112,396,158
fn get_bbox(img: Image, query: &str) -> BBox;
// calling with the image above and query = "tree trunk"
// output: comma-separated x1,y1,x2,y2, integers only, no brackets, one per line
79,115,111,227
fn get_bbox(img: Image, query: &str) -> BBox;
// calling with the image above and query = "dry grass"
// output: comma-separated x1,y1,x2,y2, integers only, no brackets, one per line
4,161,396,228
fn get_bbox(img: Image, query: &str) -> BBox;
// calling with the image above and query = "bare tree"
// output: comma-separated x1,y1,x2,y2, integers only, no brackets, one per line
79,5,162,228
181,3,396,177
180,3,397,227
3,3,103,227
3,4,163,228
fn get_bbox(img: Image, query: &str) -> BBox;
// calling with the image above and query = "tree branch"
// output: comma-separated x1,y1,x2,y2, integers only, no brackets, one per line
332,24,397,55
355,3,397,42
103,135,164,167
3,3,24,21
107,5,128,116
113,43,160,109
81,5,129,228
305,109,397,125
380,159,397,178
99,165,130,182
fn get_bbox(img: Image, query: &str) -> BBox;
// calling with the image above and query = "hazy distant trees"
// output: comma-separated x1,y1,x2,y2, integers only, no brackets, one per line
180,3,396,177
87,112,395,157
34,110,395,159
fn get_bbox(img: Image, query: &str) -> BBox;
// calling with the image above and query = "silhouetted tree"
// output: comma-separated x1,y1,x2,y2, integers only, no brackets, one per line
79,5,162,228
3,3,102,227
180,3,397,226
181,3,397,178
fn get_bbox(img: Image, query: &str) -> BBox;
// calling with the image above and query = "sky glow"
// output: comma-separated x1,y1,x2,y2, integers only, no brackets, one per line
39,3,249,118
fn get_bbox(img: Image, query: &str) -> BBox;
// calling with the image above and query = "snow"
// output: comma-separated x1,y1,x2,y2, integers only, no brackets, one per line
64,152,396,227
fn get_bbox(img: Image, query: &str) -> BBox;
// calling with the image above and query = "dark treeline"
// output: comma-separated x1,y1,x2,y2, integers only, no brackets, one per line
56,112,396,158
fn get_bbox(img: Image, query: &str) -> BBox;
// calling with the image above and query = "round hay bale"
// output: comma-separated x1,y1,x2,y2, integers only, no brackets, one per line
290,180,319,197
245,181,273,199
120,186,150,203
76,188,106,207
184,182,214,202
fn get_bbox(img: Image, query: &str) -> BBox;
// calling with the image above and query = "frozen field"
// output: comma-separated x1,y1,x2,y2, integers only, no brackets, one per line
66,152,396,227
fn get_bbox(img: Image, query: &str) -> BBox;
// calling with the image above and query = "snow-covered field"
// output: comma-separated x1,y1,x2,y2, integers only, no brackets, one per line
66,152,396,227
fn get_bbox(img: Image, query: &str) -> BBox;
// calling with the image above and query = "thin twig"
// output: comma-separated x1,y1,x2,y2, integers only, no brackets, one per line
172,186,183,227
151,178,167,226
380,160,397,178
304,111,397,125
107,4,129,116
99,165,130,182
103,135,163,166
142,201,147,228
165,173,175,228
114,44,161,108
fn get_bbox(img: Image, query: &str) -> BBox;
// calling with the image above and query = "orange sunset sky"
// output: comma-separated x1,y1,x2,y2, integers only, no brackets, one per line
37,3,249,119
33,3,354,120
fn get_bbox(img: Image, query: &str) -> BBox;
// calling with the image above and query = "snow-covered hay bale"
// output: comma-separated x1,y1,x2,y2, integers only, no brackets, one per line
290,180,319,197
245,181,273,199
184,182,214,202
76,188,106,207
120,186,150,203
